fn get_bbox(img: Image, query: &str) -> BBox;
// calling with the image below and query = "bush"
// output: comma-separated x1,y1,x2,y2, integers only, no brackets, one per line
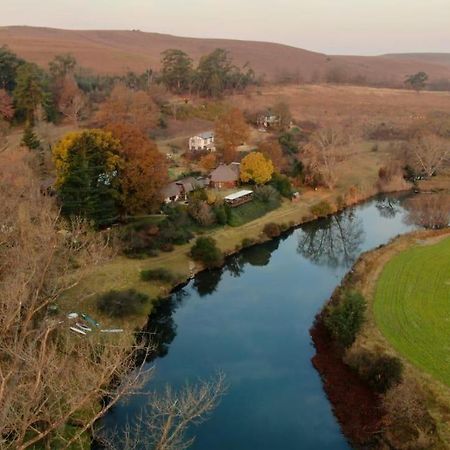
190,237,223,268
365,355,403,393
97,289,149,317
213,204,229,225
270,173,294,198
324,291,366,347
253,185,281,207
188,200,216,227
263,222,281,238
310,200,333,217
140,268,176,283
241,237,256,247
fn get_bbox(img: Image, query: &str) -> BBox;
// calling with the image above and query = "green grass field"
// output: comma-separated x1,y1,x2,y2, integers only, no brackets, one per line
374,237,450,387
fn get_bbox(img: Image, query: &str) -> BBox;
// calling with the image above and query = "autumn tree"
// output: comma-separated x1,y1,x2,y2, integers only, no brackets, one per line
240,151,274,185
272,100,292,130
95,84,158,134
0,89,14,121
160,49,193,94
199,152,217,172
106,123,168,215
215,108,250,163
258,138,285,171
49,53,77,79
57,75,86,125
53,129,123,226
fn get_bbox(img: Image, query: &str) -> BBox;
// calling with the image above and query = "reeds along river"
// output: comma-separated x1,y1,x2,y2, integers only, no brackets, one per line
99,194,416,450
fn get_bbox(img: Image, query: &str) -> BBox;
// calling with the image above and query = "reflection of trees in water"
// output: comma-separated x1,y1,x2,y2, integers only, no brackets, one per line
297,209,365,268
193,269,223,297
136,293,187,364
375,196,403,219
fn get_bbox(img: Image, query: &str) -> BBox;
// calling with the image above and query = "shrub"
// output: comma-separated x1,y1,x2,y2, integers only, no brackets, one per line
324,291,366,347
347,351,403,393
160,242,174,252
310,200,333,217
190,237,223,268
270,173,294,198
253,185,281,206
97,289,149,317
188,200,216,227
263,222,281,238
140,268,176,283
213,204,229,225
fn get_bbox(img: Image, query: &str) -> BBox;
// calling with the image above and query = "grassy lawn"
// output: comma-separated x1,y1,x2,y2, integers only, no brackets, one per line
373,237,450,387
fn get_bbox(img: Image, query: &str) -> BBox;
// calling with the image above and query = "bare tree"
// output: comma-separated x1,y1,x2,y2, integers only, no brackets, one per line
405,194,450,229
408,133,450,177
302,127,349,189
100,373,226,450
0,149,150,449
57,75,86,125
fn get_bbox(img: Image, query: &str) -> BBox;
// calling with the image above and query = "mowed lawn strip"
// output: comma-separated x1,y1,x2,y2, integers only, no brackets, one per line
374,237,450,387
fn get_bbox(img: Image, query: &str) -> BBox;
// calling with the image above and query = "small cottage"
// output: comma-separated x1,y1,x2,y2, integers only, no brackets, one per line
189,131,215,152
163,177,207,203
209,163,240,189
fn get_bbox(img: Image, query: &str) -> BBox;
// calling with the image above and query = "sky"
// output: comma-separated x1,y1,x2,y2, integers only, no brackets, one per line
2,0,450,55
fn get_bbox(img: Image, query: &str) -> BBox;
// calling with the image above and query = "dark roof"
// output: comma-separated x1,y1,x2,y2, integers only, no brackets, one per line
162,182,181,198
210,164,240,183
197,131,214,140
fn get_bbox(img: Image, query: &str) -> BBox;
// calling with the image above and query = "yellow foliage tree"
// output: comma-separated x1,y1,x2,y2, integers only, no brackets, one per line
240,152,274,185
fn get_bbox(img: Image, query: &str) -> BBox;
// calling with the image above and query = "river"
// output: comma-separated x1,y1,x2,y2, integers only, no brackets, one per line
100,194,416,450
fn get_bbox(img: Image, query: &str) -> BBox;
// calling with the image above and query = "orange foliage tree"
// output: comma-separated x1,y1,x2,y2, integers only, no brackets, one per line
258,138,285,172
106,123,168,214
95,84,158,134
215,108,250,163
199,153,217,172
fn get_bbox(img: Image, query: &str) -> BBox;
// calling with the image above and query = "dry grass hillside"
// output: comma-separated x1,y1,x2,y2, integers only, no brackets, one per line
1,26,450,84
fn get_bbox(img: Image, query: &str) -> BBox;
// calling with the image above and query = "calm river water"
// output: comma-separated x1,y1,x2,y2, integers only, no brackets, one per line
101,194,416,450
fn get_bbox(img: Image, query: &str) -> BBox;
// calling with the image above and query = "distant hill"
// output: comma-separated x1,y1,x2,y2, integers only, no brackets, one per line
1,26,450,85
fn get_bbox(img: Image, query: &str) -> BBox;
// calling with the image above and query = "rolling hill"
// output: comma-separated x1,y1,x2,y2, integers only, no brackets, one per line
1,26,450,85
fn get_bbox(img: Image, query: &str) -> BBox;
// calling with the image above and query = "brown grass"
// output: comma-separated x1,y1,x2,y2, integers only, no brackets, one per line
1,26,450,83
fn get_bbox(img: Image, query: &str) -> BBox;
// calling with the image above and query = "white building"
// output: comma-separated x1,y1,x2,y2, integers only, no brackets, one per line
188,131,215,152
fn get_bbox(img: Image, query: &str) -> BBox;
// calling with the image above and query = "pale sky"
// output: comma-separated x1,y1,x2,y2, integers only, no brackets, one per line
2,0,450,55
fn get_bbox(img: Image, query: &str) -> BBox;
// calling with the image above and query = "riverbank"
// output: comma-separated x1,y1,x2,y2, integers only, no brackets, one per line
311,228,450,449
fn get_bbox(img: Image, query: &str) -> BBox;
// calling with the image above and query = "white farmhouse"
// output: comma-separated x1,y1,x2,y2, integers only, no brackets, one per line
188,131,215,152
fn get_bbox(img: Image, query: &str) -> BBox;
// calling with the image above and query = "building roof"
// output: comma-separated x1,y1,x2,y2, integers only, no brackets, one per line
196,131,214,140
210,164,240,183
224,190,253,201
162,182,181,198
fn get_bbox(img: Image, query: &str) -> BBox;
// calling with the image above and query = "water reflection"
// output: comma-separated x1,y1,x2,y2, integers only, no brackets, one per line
296,208,365,268
375,195,403,219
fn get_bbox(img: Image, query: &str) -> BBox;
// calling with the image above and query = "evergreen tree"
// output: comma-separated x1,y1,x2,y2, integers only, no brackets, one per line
53,130,123,227
160,49,193,94
21,123,41,150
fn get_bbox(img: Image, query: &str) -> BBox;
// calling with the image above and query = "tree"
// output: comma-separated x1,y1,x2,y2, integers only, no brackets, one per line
190,236,224,268
259,138,285,171
408,133,449,177
49,53,77,79
272,101,292,130
57,75,86,124
0,149,151,449
0,45,24,92
13,63,48,122
215,108,250,163
194,49,233,98
105,123,168,215
160,49,193,94
199,152,217,171
0,89,14,121
21,123,41,150
52,129,123,226
240,151,274,185
302,127,349,189
405,194,450,229
405,71,428,92
95,84,158,134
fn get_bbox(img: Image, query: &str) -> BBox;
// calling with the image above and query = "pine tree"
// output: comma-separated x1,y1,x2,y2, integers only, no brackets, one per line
21,124,41,150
